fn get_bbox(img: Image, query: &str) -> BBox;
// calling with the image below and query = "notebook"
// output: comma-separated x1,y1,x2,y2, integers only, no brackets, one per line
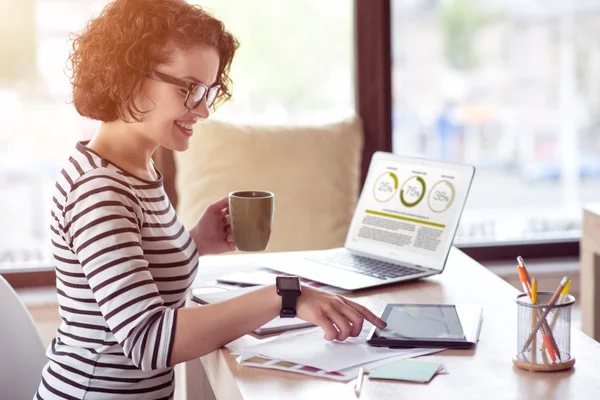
191,285,314,335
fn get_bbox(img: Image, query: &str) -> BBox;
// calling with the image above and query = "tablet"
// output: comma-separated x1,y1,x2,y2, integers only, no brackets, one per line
366,304,483,349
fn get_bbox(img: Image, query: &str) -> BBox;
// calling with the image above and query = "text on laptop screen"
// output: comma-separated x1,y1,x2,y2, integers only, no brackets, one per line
346,156,473,271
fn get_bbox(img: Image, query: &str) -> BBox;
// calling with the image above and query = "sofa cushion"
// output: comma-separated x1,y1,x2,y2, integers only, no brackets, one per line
175,116,364,253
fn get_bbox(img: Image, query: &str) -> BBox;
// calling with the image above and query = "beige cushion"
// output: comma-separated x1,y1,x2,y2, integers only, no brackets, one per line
175,116,364,253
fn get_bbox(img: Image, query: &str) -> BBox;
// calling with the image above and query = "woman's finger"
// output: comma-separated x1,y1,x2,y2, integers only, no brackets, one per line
336,303,364,337
325,307,353,341
313,315,338,341
212,197,229,213
341,297,386,328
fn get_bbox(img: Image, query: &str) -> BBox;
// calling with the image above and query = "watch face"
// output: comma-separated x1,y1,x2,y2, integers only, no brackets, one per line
277,276,301,291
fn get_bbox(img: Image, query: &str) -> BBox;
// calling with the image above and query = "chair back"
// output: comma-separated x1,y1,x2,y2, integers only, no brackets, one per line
0,275,48,399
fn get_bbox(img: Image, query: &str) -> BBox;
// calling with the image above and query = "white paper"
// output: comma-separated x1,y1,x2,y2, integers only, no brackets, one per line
238,323,444,372
237,354,350,381
237,347,447,381
226,333,278,354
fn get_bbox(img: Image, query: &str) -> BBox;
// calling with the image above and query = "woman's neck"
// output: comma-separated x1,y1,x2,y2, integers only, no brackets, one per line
89,121,159,180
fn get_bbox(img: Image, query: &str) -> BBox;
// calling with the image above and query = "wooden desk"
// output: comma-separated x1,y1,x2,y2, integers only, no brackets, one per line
184,248,600,400
582,205,600,342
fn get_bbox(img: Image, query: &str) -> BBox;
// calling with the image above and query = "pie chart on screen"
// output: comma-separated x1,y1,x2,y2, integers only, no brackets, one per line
428,180,456,213
400,175,426,208
373,171,398,202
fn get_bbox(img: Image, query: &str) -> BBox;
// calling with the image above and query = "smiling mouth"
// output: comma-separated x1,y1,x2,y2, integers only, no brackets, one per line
174,122,193,137
175,120,195,130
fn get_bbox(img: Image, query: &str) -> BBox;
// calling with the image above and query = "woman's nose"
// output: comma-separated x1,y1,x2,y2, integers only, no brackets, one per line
192,98,210,119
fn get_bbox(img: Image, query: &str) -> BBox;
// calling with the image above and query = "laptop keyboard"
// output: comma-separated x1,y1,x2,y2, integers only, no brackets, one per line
306,252,423,280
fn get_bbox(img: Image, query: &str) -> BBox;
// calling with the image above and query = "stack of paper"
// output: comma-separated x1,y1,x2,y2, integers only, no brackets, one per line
236,324,446,381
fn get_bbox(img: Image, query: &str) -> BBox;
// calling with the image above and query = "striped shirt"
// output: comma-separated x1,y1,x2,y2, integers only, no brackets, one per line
36,142,199,399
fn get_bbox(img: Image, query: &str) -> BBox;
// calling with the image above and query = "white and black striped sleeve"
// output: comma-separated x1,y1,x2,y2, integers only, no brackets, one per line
63,170,177,372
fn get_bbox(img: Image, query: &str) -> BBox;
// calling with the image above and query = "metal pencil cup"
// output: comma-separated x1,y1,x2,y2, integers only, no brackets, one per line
513,292,576,372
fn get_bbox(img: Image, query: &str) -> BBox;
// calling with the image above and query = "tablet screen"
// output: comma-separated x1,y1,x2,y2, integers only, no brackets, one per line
375,305,465,341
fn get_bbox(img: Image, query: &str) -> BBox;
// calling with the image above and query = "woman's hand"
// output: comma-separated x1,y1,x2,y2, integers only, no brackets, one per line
189,197,235,256
296,286,387,341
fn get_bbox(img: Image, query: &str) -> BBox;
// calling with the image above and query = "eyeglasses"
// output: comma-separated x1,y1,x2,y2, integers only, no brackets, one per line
149,70,221,109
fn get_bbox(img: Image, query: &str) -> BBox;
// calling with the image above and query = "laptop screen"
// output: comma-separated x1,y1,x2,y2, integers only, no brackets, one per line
345,152,475,272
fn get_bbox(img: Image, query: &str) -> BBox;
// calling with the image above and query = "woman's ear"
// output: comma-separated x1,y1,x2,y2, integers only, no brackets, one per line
118,81,154,123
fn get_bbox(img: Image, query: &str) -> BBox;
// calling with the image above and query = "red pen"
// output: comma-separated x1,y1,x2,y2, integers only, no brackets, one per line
517,266,531,298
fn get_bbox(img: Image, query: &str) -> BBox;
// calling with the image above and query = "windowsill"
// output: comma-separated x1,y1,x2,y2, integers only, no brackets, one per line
0,261,55,274
0,264,56,289
456,236,580,248
16,286,59,307
457,238,579,262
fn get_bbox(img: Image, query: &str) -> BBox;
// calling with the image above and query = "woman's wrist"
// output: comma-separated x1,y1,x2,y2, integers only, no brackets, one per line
267,284,281,317
189,227,205,256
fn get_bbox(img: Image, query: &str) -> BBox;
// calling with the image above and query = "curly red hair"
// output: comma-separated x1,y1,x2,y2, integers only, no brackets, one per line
68,0,239,122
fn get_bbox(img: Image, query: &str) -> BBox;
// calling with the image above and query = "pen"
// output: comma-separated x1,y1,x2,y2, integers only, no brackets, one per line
542,334,556,362
517,266,531,298
354,367,365,398
517,256,529,278
521,277,569,353
517,257,536,298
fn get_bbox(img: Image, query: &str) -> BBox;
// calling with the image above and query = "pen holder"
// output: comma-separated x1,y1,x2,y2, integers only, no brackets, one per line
513,292,576,372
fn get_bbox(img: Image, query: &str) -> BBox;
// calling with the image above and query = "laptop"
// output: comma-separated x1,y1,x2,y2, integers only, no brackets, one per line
270,151,475,291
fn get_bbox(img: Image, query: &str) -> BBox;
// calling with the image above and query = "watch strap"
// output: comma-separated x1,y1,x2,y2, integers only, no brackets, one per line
280,291,300,318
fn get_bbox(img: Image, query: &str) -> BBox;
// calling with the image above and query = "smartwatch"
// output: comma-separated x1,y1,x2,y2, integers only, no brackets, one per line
276,276,302,318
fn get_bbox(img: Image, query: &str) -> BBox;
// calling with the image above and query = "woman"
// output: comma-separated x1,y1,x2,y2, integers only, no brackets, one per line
36,0,386,398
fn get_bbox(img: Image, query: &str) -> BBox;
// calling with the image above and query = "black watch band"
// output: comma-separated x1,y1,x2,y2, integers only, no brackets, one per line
276,276,302,318
280,291,300,318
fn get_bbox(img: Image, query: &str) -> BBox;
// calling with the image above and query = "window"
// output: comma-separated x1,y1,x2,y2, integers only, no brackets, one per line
391,0,600,244
198,0,355,124
0,0,105,265
0,0,355,266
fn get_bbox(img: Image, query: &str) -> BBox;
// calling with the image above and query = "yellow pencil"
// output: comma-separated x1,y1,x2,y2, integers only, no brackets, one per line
550,280,571,330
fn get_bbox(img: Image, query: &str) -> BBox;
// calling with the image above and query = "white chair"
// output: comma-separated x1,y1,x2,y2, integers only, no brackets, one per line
0,275,48,399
